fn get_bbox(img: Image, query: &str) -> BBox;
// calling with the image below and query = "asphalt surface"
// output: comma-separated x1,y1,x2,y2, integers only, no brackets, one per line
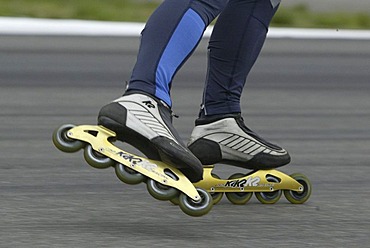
1,35,370,247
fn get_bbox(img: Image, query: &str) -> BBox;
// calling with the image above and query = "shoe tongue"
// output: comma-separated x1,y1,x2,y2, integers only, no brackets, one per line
234,115,252,132
156,100,174,123
235,114,245,124
159,99,170,109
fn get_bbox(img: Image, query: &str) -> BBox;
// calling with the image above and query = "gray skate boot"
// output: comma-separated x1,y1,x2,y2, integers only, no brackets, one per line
98,92,203,182
188,113,290,169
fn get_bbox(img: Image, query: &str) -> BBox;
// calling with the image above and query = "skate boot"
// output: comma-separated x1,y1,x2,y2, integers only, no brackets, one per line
97,92,204,183
188,113,290,169
187,114,312,206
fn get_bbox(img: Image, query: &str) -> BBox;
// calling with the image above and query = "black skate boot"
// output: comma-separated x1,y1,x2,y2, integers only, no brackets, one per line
188,113,290,169
98,92,203,182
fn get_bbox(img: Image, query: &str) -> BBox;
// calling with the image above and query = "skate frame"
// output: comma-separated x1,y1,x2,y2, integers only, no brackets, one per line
67,125,304,199
195,166,304,193
66,125,201,201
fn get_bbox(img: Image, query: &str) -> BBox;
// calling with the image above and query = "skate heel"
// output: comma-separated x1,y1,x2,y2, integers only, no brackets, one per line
52,124,213,217
194,165,312,205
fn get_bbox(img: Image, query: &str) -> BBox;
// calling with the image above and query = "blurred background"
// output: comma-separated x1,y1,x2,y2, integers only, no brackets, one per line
1,1,370,247
0,0,370,29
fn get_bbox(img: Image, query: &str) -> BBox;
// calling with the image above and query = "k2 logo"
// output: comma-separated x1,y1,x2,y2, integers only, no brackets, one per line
225,177,261,188
117,151,143,165
142,100,155,109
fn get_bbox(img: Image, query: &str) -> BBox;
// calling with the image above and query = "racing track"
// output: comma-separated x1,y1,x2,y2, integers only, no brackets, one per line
1,35,370,247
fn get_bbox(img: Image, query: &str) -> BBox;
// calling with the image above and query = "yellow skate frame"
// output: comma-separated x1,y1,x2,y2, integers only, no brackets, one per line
194,166,304,193
67,125,201,201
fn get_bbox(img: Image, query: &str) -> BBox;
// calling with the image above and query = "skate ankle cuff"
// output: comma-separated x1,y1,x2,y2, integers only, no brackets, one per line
124,90,172,110
195,113,241,125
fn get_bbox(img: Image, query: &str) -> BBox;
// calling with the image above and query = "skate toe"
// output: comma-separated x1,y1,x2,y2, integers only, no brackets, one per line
152,136,204,183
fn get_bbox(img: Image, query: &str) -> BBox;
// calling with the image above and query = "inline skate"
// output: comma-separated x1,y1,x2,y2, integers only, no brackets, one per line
52,124,213,217
187,113,312,205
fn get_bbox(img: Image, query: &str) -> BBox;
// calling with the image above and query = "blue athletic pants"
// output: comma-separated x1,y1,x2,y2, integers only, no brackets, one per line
127,0,280,116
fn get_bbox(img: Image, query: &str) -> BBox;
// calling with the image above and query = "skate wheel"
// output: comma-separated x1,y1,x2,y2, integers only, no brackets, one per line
169,197,180,206
255,175,282,204
178,188,213,217
225,173,253,205
284,173,312,204
52,124,84,153
209,173,224,205
147,178,179,201
226,192,253,205
84,145,115,169
115,163,145,185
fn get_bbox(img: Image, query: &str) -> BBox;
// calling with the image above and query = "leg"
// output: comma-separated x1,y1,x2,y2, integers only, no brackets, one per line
128,0,228,107
201,0,280,115
188,0,291,169
98,0,228,182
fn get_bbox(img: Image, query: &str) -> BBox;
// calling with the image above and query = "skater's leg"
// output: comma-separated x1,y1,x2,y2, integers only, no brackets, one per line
201,0,280,115
99,0,228,182
127,0,228,107
189,0,290,169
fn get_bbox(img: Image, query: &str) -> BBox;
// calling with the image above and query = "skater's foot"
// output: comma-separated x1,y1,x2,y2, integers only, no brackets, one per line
97,92,203,182
188,113,291,169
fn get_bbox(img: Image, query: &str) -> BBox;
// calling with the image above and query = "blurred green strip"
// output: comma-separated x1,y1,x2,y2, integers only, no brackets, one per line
0,0,370,29
0,0,159,22
273,4,370,29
